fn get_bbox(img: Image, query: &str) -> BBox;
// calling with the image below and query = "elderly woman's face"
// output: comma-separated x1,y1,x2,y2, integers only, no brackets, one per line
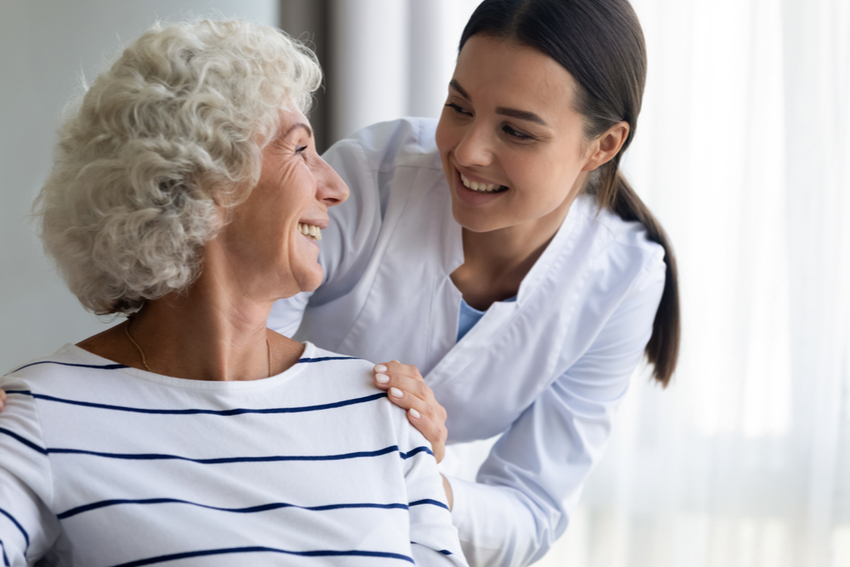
219,107,348,299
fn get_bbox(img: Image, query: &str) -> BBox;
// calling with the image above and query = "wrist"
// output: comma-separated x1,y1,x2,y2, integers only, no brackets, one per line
441,473,454,510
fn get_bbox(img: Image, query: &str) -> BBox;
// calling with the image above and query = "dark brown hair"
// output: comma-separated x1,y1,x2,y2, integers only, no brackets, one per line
461,0,680,386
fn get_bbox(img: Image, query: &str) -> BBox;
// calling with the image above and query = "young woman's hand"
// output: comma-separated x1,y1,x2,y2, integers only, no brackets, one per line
373,360,448,463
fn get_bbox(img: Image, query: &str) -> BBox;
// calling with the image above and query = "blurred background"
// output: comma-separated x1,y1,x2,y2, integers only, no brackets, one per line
1,1,848,565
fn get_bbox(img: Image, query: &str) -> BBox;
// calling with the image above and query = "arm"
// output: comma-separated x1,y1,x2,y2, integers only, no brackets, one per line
400,412,468,566
448,257,666,567
0,379,60,565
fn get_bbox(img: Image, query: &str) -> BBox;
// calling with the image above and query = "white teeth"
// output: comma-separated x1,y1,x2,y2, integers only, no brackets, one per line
460,173,502,193
298,223,322,241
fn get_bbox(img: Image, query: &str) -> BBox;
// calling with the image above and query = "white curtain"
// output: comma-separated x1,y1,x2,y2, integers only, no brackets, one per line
325,0,482,140
323,0,850,565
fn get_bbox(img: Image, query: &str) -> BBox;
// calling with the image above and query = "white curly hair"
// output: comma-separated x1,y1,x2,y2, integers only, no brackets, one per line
34,18,322,315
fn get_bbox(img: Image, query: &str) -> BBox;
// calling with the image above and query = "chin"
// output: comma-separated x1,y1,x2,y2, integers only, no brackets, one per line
451,203,499,233
298,268,325,293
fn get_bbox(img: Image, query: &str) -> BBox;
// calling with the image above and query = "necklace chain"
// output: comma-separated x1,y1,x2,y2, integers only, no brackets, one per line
124,320,151,372
124,319,272,378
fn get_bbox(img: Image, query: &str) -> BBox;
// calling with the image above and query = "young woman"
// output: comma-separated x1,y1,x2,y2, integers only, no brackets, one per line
268,0,680,565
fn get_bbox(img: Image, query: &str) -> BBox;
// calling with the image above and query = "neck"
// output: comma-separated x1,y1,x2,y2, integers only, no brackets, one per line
451,190,577,310
125,244,302,382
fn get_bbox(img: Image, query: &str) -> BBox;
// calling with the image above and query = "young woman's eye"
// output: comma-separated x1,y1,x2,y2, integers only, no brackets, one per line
445,102,471,116
502,125,535,141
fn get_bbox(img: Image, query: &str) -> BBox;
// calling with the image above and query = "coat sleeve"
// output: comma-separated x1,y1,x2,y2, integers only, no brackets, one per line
398,412,469,566
0,378,60,565
446,252,666,567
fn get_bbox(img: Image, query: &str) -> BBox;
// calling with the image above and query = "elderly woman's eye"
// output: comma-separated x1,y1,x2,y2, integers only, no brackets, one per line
296,145,308,155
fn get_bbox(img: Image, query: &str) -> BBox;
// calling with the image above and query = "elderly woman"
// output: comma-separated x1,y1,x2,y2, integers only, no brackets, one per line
0,19,465,567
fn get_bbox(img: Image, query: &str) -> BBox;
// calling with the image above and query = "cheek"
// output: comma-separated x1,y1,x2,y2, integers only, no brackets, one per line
435,114,457,159
511,155,579,207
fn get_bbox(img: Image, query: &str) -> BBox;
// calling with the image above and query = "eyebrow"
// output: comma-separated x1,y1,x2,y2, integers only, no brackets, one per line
449,79,548,127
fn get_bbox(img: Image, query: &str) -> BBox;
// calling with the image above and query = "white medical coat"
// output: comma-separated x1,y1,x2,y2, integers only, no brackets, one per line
269,118,666,567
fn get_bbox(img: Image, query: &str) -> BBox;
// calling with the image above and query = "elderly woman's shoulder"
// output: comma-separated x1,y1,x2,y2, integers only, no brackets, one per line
295,342,377,389
295,343,404,412
1,343,116,390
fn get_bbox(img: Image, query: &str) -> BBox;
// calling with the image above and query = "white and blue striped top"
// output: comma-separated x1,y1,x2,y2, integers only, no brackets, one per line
0,342,466,567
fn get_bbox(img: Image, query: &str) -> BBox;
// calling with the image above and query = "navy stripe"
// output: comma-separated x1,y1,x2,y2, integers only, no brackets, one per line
410,542,453,556
0,427,47,455
47,444,403,464
7,390,387,416
6,357,358,375
409,498,450,511
0,508,30,552
1,539,9,567
111,546,414,566
9,360,127,374
58,497,409,520
297,356,359,363
400,445,434,459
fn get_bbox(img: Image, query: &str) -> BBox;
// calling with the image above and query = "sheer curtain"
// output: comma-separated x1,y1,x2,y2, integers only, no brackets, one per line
547,0,850,564
302,0,850,564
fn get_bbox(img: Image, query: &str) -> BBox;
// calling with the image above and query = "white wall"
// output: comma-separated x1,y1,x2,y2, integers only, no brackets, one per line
0,0,279,372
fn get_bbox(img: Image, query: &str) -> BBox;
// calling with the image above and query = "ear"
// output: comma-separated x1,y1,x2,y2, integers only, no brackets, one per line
581,121,630,172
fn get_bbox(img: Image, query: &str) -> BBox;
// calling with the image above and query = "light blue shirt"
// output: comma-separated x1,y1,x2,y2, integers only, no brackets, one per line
457,297,516,342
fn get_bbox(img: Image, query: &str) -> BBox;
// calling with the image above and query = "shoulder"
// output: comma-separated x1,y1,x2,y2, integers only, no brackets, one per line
3,344,119,386
295,343,381,397
297,343,414,439
324,117,442,174
573,195,666,291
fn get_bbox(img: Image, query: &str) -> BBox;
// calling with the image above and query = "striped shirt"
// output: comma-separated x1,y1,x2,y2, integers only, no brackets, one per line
0,342,466,567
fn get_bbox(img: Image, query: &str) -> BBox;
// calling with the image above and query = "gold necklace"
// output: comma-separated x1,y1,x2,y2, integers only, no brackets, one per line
124,320,272,377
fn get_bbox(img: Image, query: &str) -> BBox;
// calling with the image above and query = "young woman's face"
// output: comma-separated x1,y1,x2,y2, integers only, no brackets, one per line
435,35,596,235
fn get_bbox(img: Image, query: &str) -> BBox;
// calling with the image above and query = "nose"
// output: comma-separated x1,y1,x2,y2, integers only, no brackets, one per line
453,121,494,168
316,156,349,207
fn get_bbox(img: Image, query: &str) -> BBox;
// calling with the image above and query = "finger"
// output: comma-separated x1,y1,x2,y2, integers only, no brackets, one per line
406,410,447,463
383,361,425,381
373,364,428,395
387,385,427,410
373,364,391,388
0,389,5,411
386,387,447,434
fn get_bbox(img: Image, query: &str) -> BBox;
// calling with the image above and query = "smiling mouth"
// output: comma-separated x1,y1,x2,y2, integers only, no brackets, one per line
460,173,508,194
298,223,322,241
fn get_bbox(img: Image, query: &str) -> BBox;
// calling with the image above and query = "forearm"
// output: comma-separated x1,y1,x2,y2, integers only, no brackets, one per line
447,476,559,567
442,473,454,509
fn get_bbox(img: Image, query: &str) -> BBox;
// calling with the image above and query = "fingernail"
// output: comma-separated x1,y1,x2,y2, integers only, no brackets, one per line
375,373,389,384
374,364,388,373
409,408,421,419
390,387,404,398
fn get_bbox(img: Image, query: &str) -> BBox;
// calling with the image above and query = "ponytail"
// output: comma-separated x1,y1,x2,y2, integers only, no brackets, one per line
594,160,680,387
460,0,680,385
